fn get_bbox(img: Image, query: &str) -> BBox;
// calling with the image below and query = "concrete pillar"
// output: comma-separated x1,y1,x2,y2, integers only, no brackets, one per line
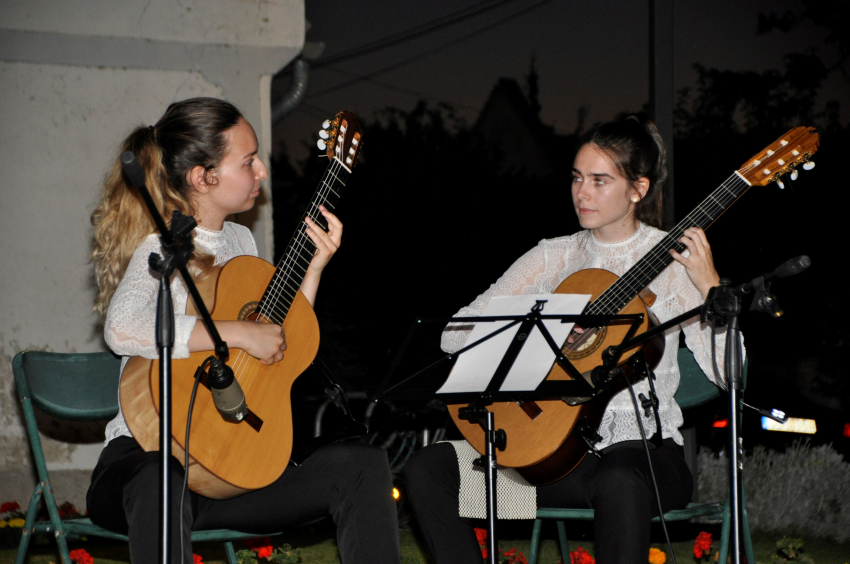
0,0,303,510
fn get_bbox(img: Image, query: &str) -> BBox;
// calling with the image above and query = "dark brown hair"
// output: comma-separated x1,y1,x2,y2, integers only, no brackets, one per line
579,114,667,228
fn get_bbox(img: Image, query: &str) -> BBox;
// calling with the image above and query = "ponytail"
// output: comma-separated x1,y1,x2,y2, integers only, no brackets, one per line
91,97,243,318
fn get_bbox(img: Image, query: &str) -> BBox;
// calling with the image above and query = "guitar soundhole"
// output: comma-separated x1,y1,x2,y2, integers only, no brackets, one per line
562,326,607,360
237,301,260,321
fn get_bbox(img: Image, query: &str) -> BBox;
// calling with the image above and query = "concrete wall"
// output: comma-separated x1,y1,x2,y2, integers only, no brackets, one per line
0,0,303,511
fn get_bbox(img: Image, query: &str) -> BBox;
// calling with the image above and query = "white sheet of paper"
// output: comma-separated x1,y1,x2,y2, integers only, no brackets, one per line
436,293,591,394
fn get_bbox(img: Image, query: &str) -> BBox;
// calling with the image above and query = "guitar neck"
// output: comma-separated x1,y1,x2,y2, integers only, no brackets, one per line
257,158,351,324
589,171,751,315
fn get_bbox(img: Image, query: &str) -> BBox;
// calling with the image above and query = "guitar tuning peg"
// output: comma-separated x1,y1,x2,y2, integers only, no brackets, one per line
318,130,329,139
776,178,785,189
317,139,327,151
322,120,331,130
802,161,815,171
790,169,799,181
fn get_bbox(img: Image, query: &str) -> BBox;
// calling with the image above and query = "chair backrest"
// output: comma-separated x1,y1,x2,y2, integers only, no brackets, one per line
674,347,749,410
674,348,722,410
13,351,122,422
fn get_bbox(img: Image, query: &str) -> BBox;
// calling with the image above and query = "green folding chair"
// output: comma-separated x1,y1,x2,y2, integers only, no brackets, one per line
528,348,755,564
13,350,280,564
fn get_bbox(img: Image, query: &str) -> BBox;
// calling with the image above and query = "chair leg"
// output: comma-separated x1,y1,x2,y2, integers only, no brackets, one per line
718,491,731,564
718,489,756,564
529,520,543,564
224,541,238,564
41,479,73,564
15,485,43,564
742,491,756,564
556,521,570,564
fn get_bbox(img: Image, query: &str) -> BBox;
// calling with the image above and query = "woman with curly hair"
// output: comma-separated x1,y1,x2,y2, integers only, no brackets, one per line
88,97,400,564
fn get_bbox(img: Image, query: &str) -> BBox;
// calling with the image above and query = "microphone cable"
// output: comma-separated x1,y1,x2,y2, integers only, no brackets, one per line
179,356,215,564
619,371,679,564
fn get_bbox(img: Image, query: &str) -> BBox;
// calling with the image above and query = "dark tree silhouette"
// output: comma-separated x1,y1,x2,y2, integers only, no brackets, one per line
671,1,850,453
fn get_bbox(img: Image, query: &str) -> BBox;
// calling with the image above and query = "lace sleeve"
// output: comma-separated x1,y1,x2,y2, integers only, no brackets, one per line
103,236,197,359
441,241,563,353
665,261,744,387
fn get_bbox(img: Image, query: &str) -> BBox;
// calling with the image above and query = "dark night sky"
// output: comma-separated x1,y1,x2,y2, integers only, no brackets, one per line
268,0,850,451
273,0,846,164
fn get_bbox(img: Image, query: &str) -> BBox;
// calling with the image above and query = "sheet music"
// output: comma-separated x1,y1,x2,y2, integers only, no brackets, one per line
436,293,591,394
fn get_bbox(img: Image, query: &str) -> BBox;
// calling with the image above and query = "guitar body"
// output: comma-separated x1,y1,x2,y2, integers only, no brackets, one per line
120,255,320,499
448,268,664,485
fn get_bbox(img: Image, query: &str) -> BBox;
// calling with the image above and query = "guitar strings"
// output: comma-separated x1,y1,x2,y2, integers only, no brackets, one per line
260,157,346,322
593,174,748,312
567,172,750,352
229,158,342,381
260,156,345,320
582,174,746,322
230,158,342,379
229,156,349,383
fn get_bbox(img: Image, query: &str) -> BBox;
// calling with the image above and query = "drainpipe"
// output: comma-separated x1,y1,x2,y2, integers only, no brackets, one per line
271,57,310,124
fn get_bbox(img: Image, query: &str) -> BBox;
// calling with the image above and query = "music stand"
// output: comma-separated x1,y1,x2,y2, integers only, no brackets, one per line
376,298,645,564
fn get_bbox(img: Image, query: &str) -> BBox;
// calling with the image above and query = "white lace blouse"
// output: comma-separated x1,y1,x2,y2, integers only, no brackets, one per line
441,222,736,450
103,222,258,444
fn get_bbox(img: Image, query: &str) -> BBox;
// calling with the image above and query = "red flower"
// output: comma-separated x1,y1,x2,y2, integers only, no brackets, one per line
503,548,528,564
694,531,712,559
474,527,488,559
58,501,78,518
69,548,94,564
243,536,272,549
243,537,274,559
0,501,21,514
193,554,203,564
570,546,595,564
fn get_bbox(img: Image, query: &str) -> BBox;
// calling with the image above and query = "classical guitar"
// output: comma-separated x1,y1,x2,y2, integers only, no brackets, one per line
120,112,363,499
449,126,820,485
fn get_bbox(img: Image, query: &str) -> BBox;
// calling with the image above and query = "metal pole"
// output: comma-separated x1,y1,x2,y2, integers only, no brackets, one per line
157,273,175,564
485,410,498,564
725,300,744,564
650,0,676,229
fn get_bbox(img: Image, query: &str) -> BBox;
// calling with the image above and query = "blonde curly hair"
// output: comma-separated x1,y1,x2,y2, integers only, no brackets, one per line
91,97,243,318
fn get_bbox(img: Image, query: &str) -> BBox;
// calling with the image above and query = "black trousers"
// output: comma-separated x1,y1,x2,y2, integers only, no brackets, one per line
87,436,401,564
404,440,693,564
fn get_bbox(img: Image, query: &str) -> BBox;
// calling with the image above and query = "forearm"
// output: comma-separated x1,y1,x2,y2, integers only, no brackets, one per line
299,271,320,307
187,319,250,353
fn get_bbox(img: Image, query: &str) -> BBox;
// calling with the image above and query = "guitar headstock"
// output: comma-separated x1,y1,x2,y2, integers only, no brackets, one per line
317,111,363,170
738,126,820,188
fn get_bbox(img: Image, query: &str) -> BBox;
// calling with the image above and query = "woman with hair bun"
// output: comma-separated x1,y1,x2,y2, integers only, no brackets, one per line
88,97,400,564
405,115,729,564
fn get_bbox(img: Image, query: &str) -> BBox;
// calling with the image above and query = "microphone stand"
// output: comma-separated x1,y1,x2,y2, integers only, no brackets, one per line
599,255,809,564
121,152,232,563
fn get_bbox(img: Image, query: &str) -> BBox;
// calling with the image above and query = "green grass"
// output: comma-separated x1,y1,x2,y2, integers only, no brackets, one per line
2,525,848,563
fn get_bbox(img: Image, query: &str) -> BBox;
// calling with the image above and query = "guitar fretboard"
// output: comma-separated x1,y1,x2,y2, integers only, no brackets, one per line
256,158,350,324
587,171,751,316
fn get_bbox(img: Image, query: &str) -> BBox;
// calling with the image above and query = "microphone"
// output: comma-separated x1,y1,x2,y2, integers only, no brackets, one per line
120,151,146,189
207,358,248,423
734,255,811,295
743,255,810,317
770,255,811,280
